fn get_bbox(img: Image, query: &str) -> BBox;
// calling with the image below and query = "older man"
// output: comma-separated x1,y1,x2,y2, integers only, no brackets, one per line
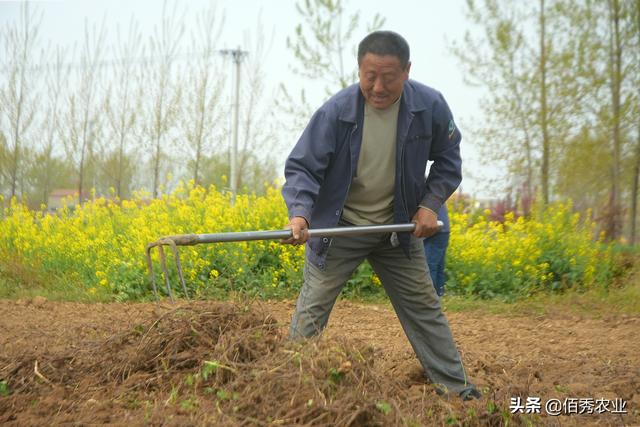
281,30,480,400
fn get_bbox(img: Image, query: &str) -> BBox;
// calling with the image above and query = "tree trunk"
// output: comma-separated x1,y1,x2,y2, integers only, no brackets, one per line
78,148,85,205
117,121,126,198
607,0,622,240
539,0,550,206
153,134,161,198
10,69,26,199
10,111,21,199
631,136,640,244
631,0,640,244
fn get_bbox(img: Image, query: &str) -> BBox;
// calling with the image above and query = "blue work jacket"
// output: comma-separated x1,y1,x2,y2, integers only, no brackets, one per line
282,80,462,269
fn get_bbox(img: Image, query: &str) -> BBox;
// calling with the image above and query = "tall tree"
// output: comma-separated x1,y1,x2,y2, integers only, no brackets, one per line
32,46,70,205
453,2,540,199
0,131,7,197
287,0,384,92
279,0,385,133
453,0,594,206
142,0,184,198
180,4,225,186
630,0,640,243
576,0,636,239
102,19,144,199
235,15,278,193
61,20,106,203
539,0,551,205
0,3,40,199
606,0,623,237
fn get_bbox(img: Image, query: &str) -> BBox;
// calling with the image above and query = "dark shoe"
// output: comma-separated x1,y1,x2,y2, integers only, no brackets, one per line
459,387,482,401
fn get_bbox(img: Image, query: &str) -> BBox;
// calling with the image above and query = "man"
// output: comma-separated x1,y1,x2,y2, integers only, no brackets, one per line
281,31,480,400
424,204,450,297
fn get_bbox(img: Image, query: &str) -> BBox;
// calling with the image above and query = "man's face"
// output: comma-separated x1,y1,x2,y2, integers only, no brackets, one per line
358,53,410,110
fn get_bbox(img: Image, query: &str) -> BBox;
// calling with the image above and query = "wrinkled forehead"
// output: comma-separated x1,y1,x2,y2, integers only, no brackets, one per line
358,53,406,72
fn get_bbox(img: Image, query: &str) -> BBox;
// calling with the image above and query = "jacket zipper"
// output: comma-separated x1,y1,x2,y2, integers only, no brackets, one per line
337,123,359,224
400,139,410,220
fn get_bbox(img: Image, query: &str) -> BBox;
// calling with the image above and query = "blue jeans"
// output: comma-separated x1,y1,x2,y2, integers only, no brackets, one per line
424,232,449,297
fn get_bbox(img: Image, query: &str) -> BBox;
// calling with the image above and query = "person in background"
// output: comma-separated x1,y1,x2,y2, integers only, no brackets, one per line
423,204,450,297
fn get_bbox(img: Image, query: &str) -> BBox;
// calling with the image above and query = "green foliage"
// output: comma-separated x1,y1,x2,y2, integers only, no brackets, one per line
287,0,385,93
198,151,278,197
215,389,231,400
0,185,623,302
201,360,220,381
375,400,392,415
24,150,76,208
447,202,617,300
278,0,386,135
92,149,137,200
328,367,344,384
453,0,640,241
179,398,197,411
341,261,382,300
0,380,10,397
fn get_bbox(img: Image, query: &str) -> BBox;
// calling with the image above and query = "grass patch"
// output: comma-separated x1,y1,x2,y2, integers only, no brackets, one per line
2,255,639,318
441,278,640,318
336,268,640,319
0,277,113,303
0,259,112,303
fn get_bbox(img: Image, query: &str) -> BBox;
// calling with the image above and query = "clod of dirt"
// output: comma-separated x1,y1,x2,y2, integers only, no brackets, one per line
30,296,47,308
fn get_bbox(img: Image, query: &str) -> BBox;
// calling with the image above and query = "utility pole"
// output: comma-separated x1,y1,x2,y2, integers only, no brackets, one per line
220,47,248,205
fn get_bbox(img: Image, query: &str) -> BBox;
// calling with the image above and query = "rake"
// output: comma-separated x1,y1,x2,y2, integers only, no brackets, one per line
145,222,442,302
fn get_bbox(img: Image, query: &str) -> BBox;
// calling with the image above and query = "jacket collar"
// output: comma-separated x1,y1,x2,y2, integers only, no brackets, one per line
338,80,427,123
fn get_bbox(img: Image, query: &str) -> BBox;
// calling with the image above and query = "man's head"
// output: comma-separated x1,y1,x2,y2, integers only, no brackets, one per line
357,31,411,110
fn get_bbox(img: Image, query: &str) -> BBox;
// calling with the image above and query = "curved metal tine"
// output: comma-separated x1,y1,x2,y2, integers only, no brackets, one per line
166,238,189,299
145,243,161,302
157,243,175,303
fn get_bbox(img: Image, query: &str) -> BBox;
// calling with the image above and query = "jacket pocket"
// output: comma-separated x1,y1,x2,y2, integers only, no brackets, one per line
406,133,432,143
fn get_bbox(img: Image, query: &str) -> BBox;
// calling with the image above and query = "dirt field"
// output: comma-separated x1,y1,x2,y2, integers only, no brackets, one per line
1,297,638,426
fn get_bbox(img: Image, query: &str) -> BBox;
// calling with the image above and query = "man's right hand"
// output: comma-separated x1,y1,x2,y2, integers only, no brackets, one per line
281,216,309,245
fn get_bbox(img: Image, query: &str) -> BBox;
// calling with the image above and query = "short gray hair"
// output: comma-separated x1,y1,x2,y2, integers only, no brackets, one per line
357,31,410,69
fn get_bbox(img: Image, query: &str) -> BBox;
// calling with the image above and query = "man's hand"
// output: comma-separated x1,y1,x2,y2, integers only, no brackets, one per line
281,216,309,245
412,207,440,238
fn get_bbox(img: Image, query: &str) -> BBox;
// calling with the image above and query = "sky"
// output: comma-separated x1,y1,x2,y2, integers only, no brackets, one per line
0,0,495,198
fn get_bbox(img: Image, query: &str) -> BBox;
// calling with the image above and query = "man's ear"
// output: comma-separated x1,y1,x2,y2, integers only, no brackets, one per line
404,61,412,79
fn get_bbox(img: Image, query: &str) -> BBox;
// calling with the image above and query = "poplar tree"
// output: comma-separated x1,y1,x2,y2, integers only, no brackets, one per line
142,0,184,198
102,19,144,199
279,0,385,133
0,3,40,199
61,19,106,203
180,4,225,186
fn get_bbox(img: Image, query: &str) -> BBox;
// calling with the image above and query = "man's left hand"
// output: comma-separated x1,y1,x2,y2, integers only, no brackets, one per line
412,207,439,238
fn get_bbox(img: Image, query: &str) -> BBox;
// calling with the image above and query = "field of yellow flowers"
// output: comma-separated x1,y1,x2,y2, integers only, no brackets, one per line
0,181,616,301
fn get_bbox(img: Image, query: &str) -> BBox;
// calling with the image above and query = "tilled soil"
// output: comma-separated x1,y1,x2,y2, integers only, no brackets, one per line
0,297,638,426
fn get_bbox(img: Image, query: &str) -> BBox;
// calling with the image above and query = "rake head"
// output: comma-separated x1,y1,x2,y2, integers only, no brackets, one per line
145,236,195,303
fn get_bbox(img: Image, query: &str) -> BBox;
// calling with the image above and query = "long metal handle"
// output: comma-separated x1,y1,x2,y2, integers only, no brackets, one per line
161,222,442,245
146,221,443,302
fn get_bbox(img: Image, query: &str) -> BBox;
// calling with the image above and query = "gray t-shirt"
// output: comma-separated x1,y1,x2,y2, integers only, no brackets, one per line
342,97,400,225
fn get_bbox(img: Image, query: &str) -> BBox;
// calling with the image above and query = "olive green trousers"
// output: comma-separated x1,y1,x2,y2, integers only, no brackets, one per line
289,229,475,395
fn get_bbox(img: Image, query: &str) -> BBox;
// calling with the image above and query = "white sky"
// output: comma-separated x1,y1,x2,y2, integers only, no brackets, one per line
0,0,496,198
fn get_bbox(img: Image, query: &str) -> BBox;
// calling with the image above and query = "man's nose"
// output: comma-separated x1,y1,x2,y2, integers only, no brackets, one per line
373,77,385,92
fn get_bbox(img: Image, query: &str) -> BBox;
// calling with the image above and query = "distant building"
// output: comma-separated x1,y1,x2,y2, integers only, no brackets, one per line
47,189,87,211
